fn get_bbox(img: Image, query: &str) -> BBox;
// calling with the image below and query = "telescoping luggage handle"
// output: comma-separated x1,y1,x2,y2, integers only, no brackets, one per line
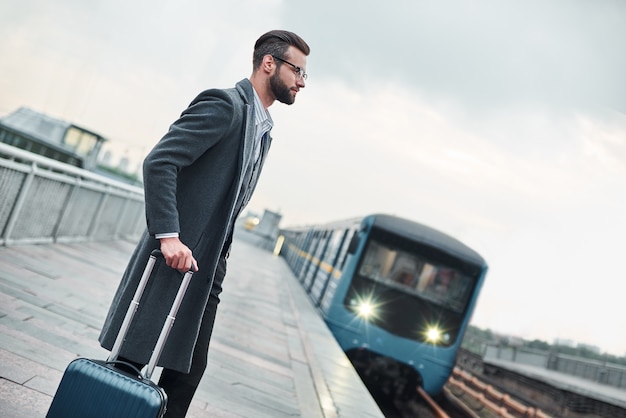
107,249,195,380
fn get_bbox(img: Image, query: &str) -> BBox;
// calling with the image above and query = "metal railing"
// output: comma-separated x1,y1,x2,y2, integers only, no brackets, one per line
483,344,626,390
0,142,145,246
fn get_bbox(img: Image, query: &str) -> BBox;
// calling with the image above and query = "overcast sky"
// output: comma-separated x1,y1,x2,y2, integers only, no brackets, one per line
2,0,626,355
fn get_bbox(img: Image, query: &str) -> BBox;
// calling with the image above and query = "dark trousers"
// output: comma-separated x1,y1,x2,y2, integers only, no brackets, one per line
120,257,226,418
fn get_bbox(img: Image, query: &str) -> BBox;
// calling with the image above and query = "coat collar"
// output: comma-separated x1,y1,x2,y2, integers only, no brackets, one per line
235,78,255,105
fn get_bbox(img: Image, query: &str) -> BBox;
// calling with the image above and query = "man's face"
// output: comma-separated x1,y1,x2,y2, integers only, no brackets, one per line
270,46,307,105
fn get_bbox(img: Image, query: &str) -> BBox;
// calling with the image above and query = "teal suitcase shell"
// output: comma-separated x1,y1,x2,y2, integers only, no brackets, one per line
46,358,167,417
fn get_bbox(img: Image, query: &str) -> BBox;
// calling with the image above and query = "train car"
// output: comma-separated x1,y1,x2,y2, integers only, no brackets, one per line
279,214,487,398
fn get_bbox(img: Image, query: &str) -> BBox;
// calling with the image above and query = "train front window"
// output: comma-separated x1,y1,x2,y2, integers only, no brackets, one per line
344,231,478,346
357,240,473,313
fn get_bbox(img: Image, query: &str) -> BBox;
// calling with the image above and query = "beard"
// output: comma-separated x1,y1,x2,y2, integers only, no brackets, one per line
269,71,295,105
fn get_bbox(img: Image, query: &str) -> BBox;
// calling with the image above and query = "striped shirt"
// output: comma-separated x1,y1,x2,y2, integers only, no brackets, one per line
237,88,273,213
252,88,273,160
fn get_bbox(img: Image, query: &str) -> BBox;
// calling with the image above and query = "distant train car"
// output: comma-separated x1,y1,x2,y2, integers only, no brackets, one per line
279,214,487,397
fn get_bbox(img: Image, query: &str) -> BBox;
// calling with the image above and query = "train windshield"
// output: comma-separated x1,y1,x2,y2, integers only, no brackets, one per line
343,229,479,346
358,240,474,313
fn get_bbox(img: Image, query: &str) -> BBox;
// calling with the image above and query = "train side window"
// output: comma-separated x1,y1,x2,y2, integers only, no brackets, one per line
347,232,360,254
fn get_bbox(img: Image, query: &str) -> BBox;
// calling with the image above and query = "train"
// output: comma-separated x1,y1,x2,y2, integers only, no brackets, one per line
278,213,488,399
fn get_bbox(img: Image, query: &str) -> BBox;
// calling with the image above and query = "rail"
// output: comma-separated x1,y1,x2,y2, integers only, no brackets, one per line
417,386,451,418
0,142,145,246
447,367,552,418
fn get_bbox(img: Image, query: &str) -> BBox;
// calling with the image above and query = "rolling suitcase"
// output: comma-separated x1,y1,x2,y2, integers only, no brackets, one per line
46,249,194,418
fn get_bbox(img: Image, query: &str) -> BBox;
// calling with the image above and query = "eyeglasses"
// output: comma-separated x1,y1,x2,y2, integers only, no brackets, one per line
272,55,308,80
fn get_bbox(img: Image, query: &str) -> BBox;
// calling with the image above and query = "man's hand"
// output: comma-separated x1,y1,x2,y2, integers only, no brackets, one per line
159,236,199,272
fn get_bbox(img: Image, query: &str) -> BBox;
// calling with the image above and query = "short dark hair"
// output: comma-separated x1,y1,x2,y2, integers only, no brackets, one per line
253,30,310,69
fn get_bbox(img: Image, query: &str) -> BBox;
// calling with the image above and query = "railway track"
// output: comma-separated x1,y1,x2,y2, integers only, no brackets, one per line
452,348,626,418
374,380,474,418
375,366,554,418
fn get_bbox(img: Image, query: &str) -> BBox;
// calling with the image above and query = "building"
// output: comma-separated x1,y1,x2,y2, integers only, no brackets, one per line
0,107,106,170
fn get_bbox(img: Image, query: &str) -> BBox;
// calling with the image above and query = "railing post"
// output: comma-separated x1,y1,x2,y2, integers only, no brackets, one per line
131,203,145,237
113,192,131,238
87,185,111,239
52,177,82,242
3,162,37,245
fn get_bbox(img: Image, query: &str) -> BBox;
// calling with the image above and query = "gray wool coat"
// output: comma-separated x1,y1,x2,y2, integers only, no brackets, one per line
99,79,270,373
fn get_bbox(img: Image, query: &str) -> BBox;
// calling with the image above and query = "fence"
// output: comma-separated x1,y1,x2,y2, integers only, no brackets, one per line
0,142,145,246
484,344,626,390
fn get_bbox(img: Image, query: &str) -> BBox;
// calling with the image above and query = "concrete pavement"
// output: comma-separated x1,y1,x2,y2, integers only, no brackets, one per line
0,238,383,418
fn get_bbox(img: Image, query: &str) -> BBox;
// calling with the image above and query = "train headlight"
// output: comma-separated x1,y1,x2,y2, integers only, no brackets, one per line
349,294,381,321
423,325,451,345
357,301,375,319
426,326,442,343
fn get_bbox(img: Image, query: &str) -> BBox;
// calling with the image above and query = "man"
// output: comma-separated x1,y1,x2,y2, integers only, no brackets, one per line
99,30,310,417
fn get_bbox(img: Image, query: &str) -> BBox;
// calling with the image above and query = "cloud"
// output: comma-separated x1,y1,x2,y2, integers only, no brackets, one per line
283,0,626,112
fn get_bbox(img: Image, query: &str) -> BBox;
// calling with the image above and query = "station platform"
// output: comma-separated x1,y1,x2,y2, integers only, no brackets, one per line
485,358,626,410
0,237,384,418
